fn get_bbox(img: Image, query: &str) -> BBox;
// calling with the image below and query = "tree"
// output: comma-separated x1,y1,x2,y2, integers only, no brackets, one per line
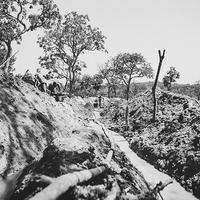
91,74,103,95
113,52,154,131
163,66,180,91
0,0,61,80
113,53,153,100
38,11,107,96
98,59,120,98
78,74,93,97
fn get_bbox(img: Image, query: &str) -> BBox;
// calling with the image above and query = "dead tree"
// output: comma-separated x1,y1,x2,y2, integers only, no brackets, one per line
152,50,165,122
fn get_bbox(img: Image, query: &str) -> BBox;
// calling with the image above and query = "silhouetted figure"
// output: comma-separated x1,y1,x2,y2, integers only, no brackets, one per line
48,81,61,96
94,99,98,108
34,69,47,92
0,145,5,158
98,96,102,108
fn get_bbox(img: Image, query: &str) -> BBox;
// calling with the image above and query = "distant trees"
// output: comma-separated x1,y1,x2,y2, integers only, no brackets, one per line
99,53,153,100
38,11,107,96
0,0,61,80
99,52,153,130
114,52,153,130
79,75,93,97
74,74,103,97
91,74,103,95
98,59,120,98
163,67,180,91
113,53,153,100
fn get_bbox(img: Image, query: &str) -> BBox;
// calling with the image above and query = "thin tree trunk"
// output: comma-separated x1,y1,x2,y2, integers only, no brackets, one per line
125,84,130,131
152,50,165,122
64,77,68,91
0,41,12,80
125,105,129,131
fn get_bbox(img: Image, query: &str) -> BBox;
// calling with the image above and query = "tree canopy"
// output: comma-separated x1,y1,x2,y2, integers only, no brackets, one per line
98,59,120,98
0,0,61,79
163,66,180,91
38,11,107,96
113,52,154,100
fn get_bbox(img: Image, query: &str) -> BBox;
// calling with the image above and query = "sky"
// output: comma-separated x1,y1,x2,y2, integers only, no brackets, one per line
13,0,200,84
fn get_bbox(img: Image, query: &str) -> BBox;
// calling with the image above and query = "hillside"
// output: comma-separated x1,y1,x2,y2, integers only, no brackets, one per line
100,88,200,199
0,79,160,200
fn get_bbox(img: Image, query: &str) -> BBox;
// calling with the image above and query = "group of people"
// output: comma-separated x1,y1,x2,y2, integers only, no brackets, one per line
22,69,61,96
94,95,104,108
34,69,61,96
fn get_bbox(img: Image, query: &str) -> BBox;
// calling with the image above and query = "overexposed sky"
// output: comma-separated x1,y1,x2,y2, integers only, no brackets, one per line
13,0,200,84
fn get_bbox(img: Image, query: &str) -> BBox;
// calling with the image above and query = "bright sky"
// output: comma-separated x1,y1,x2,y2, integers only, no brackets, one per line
13,0,200,84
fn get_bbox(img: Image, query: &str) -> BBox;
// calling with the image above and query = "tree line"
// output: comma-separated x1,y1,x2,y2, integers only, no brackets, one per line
0,0,188,101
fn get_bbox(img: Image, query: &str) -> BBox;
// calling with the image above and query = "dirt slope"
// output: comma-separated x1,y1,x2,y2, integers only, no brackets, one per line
0,79,157,200
100,88,200,198
0,79,91,176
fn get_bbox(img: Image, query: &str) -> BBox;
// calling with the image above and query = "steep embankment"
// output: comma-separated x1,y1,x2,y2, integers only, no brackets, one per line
0,79,157,200
0,79,91,176
100,89,200,199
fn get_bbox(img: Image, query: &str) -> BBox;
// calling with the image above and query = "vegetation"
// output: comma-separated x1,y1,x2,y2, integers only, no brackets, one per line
0,0,60,80
38,11,107,96
98,59,120,98
98,52,154,130
0,2,199,101
163,66,180,91
112,53,153,100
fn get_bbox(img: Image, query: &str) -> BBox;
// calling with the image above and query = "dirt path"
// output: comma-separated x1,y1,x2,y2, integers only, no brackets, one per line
110,130,198,200
93,109,198,199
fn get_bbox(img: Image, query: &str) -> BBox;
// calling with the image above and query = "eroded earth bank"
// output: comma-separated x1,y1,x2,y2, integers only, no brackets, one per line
100,88,200,199
0,79,167,200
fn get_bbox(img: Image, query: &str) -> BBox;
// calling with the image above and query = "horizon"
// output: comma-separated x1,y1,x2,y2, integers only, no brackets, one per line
12,0,200,85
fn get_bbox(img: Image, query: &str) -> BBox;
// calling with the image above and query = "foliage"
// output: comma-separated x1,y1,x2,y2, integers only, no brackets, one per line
0,0,61,78
91,74,103,94
113,53,153,100
76,74,93,97
38,11,107,96
193,82,200,100
163,66,180,91
98,59,120,98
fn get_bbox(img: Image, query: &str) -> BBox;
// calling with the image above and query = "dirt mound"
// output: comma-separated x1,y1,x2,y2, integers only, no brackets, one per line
0,80,159,200
100,88,200,198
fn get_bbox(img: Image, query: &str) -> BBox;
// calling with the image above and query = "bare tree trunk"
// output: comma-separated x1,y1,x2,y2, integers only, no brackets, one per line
0,42,12,80
63,77,67,92
125,105,129,131
0,50,19,82
152,50,165,122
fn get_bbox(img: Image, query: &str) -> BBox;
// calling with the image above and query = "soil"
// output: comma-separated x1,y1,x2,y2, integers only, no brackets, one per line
0,79,161,200
100,88,200,199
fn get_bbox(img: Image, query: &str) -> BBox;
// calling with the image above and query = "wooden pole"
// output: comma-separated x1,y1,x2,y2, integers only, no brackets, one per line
152,50,165,122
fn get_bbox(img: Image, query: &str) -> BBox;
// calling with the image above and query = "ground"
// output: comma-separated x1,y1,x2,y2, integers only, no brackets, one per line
100,88,200,199
0,79,162,200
